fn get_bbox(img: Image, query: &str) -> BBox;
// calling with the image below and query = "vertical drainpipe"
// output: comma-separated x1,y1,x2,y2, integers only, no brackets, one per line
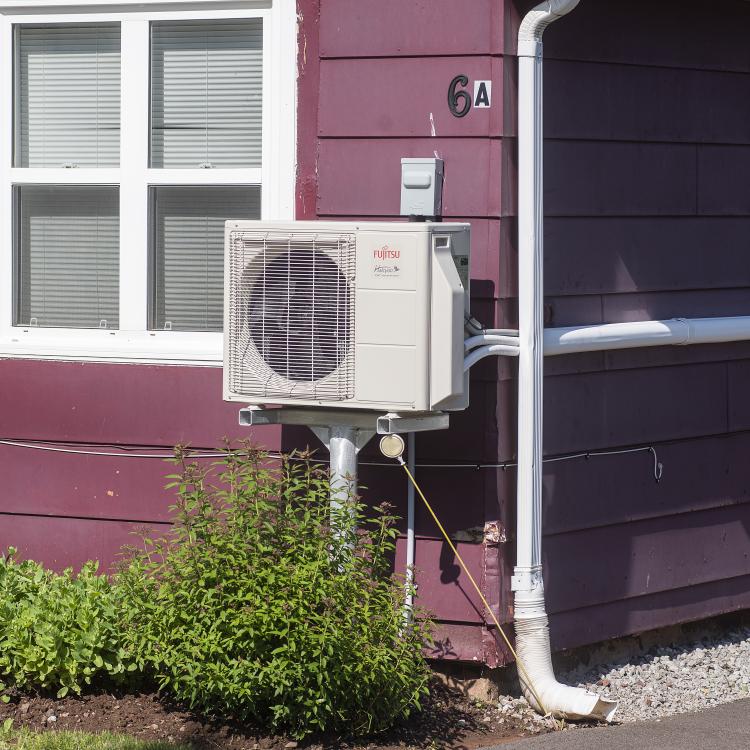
404,432,416,618
513,0,618,721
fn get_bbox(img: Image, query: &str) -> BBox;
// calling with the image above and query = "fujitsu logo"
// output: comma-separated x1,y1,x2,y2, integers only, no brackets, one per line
373,245,400,260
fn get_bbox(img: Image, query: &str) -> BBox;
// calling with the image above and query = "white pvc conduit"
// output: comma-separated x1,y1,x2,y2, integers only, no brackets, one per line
545,316,750,356
463,316,750,366
404,432,416,619
464,344,520,371
465,333,521,350
513,0,618,723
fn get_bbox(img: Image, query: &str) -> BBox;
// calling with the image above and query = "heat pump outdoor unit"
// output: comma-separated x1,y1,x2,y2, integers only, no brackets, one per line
223,221,470,412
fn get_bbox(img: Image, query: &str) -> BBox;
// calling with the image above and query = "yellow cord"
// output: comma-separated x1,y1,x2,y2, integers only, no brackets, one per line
398,458,561,730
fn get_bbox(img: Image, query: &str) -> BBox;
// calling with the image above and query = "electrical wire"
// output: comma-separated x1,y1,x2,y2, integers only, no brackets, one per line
364,445,663,482
0,440,232,459
0,438,663,480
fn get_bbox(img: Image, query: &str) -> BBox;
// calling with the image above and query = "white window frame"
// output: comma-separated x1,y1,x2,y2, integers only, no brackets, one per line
0,0,296,365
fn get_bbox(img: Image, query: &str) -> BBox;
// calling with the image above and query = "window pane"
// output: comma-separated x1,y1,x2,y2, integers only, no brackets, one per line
151,185,260,332
15,186,120,329
151,19,263,168
15,24,121,168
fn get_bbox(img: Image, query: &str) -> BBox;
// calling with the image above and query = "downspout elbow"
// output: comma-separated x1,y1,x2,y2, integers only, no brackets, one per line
518,0,581,55
515,605,618,722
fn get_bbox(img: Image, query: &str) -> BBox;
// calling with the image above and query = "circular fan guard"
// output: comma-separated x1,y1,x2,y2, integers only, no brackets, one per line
246,248,353,383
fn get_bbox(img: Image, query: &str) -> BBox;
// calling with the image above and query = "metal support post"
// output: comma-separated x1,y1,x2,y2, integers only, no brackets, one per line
328,425,361,532
309,423,375,538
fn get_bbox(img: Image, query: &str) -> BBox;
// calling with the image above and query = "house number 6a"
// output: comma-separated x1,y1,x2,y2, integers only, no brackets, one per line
448,75,492,118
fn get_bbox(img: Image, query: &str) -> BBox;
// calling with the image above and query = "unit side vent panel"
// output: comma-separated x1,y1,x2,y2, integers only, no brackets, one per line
227,231,356,401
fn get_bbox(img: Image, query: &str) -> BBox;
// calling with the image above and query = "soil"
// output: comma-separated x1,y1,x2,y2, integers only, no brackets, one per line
0,681,544,749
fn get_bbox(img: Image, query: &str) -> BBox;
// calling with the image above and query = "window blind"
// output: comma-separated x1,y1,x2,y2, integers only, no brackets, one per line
15,186,120,329
151,19,263,168
151,185,260,332
15,24,121,168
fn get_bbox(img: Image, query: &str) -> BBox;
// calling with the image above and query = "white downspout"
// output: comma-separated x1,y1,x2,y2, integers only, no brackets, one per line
514,0,617,721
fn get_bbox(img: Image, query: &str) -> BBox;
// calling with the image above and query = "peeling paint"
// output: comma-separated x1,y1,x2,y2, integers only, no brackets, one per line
483,520,507,545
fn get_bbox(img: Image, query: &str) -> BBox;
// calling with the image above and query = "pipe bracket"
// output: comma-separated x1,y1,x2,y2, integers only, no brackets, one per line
511,567,544,592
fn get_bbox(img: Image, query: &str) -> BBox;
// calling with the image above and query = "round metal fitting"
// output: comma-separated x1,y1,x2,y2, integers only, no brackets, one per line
379,434,405,459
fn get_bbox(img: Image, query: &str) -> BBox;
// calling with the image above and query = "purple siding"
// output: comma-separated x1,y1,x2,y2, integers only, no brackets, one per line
318,58,506,138
316,139,509,218
544,218,750,296
545,60,750,145
308,0,750,658
545,141,697,217
729,360,750,431
0,443,176,522
542,433,750,536
318,0,507,57
0,360,280,447
544,363,729,453
0,362,282,573
699,146,750,214
0,0,747,669
544,505,750,614
0,515,148,572
551,575,750,652
537,0,750,651
541,1,750,74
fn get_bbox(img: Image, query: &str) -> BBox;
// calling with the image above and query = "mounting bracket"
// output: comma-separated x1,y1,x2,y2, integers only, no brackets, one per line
238,406,450,435
238,406,450,533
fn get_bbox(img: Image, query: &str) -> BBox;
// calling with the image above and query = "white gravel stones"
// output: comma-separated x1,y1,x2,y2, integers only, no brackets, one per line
496,624,750,726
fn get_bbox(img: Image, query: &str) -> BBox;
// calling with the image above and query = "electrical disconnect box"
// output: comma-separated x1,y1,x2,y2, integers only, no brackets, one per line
400,158,444,218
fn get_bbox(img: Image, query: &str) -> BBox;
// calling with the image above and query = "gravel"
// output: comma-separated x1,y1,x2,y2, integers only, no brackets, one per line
497,624,750,727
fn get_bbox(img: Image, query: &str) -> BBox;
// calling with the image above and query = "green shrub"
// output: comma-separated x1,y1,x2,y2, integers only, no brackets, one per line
0,552,138,698
118,445,431,738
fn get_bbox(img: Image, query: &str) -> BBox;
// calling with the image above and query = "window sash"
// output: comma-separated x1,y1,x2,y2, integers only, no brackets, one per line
150,18,263,169
149,184,261,332
14,184,120,329
14,22,121,168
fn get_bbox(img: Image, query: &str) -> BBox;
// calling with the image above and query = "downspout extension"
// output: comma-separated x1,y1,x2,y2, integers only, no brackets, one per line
514,0,618,723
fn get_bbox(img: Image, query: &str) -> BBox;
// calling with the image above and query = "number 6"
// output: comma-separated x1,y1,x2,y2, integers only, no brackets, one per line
448,75,471,118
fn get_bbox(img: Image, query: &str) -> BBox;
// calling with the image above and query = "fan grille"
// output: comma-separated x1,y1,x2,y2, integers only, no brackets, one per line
227,231,356,401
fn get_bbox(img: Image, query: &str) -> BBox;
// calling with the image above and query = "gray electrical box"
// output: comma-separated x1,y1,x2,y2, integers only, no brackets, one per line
400,157,444,218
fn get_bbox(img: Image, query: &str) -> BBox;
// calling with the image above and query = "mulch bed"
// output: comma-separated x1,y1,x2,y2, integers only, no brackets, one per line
0,680,541,749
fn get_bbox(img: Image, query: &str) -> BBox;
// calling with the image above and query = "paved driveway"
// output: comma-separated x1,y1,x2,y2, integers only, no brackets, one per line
491,699,750,750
